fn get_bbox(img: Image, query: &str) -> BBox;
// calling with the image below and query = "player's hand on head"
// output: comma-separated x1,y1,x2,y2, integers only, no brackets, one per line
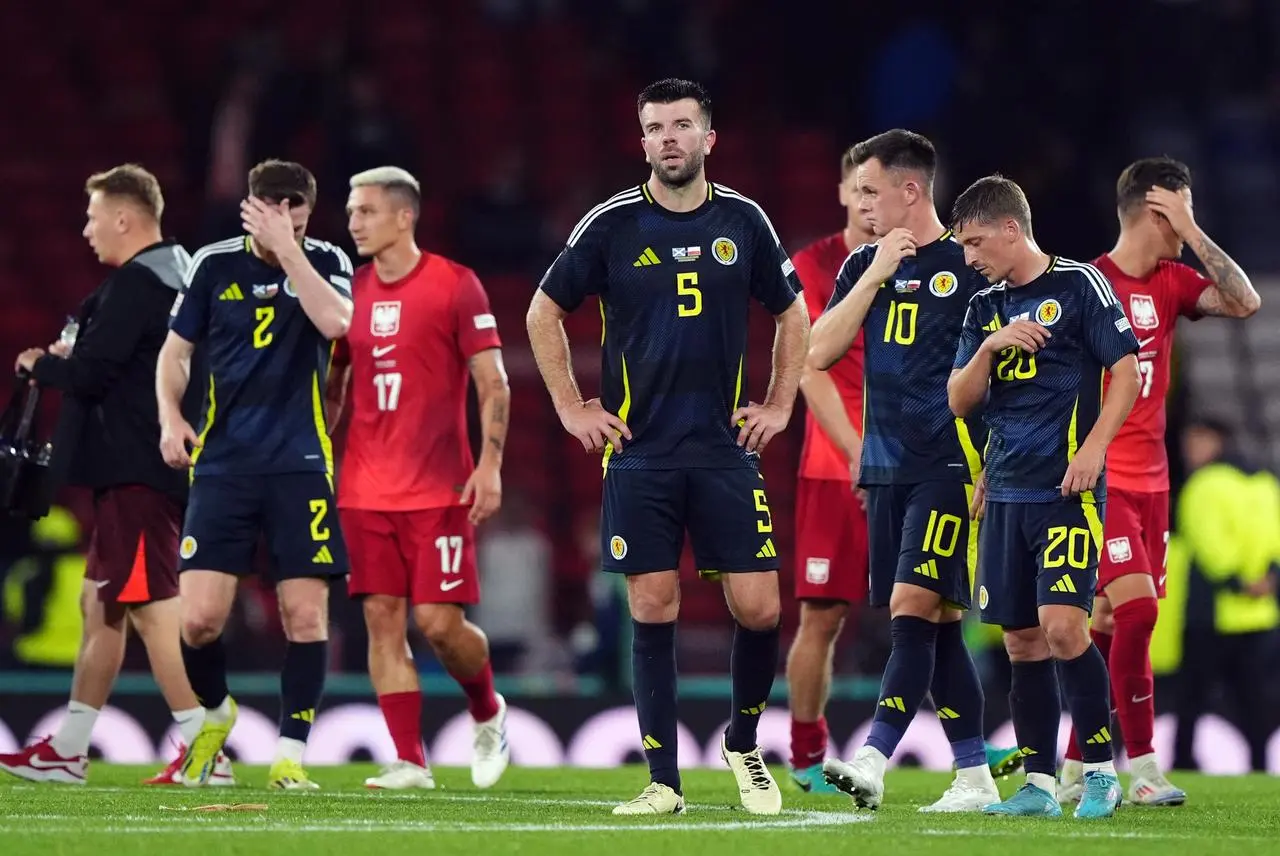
461,462,502,525
560,398,631,454
159,416,200,469
731,400,790,454
1059,441,1104,497
867,228,917,281
982,320,1051,355
1145,186,1197,239
240,196,295,254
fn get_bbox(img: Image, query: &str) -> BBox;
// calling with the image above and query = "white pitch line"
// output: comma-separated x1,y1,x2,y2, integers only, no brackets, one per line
0,811,871,834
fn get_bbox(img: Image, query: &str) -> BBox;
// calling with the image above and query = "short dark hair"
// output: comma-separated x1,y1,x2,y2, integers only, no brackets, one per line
636,78,712,128
85,163,164,220
951,174,1033,235
248,159,318,209
1116,156,1192,215
849,129,937,191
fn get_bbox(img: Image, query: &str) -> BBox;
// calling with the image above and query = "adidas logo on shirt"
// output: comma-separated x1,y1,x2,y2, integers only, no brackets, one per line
632,247,661,267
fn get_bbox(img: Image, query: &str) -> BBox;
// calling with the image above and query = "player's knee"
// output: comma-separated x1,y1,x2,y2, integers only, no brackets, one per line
181,612,225,647
1091,609,1116,636
888,584,942,621
799,601,847,642
627,575,680,623
735,599,781,632
1042,613,1090,660
279,597,328,642
362,596,408,642
414,604,463,649
1003,626,1050,661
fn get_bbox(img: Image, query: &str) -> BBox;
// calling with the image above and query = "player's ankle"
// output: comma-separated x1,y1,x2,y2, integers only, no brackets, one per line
208,695,235,723
1083,759,1116,777
1026,772,1056,793
275,736,306,765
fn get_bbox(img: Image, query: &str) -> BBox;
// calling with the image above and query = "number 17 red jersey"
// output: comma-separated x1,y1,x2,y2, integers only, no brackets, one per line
1094,253,1208,493
335,252,502,511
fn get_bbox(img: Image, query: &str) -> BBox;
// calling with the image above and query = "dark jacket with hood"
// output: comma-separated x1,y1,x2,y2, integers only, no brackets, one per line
31,239,204,503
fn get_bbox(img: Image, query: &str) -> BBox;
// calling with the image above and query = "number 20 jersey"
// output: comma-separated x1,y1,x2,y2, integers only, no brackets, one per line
334,253,502,512
538,183,800,471
828,233,988,486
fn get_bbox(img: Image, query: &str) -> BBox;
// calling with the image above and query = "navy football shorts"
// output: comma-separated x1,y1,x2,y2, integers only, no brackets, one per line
178,472,348,583
864,480,977,609
977,498,1105,629
601,467,779,575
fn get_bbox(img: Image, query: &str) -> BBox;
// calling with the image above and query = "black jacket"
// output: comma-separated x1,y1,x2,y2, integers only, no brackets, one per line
32,240,204,503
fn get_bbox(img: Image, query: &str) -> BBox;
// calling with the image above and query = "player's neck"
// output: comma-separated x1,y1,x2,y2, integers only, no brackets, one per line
646,173,709,214
1107,232,1161,279
374,242,422,283
903,207,946,246
1006,242,1053,287
114,230,163,266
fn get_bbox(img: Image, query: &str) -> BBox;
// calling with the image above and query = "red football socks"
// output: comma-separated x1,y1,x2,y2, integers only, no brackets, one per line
790,716,828,770
1110,598,1159,758
1064,628,1113,763
378,691,426,767
451,660,501,723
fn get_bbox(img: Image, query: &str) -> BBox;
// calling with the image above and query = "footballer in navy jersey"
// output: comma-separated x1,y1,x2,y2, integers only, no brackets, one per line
812,131,1005,814
538,183,799,470
156,161,356,791
832,236,987,487
528,79,809,816
949,175,1138,818
170,234,351,477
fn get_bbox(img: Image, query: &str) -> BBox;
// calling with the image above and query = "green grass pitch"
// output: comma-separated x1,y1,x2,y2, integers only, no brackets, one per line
3,765,1279,855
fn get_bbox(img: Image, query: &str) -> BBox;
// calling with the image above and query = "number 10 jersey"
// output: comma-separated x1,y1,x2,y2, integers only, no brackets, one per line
828,233,988,486
335,252,502,511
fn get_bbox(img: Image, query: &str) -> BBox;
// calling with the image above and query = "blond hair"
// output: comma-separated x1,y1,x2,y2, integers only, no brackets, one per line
85,163,164,220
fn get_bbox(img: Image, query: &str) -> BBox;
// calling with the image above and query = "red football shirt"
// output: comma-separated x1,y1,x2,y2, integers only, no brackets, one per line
796,232,865,481
1094,254,1208,493
335,252,502,511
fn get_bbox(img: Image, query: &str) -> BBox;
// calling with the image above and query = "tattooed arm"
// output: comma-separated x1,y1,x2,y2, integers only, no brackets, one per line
1188,230,1260,318
462,348,510,524
1146,186,1260,318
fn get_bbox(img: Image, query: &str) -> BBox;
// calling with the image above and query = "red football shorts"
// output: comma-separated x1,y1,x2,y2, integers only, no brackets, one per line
793,477,868,603
85,486,182,604
1098,488,1169,598
341,507,480,605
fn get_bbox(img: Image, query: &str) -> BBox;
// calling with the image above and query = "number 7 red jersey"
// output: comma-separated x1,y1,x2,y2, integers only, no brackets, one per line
1093,253,1208,493
334,253,502,511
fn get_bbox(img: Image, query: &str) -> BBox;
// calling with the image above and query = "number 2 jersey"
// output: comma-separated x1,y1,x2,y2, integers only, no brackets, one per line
334,253,502,511
954,257,1141,504
538,182,801,470
170,235,353,477
828,232,988,486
